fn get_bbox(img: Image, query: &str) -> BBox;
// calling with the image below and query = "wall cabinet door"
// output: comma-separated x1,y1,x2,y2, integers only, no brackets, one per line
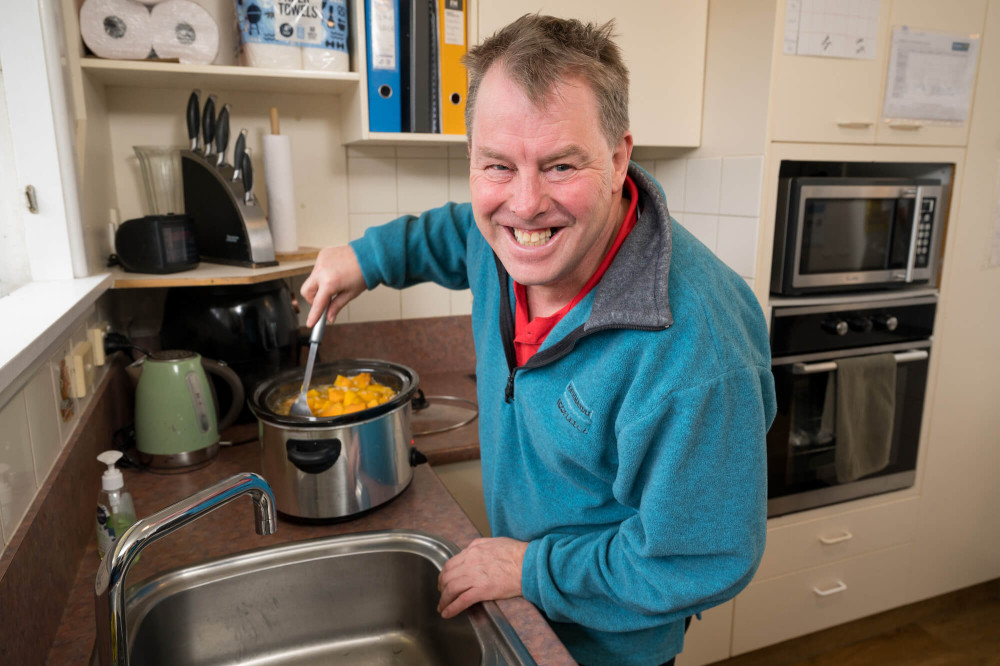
477,1,707,147
770,0,892,144
875,0,988,147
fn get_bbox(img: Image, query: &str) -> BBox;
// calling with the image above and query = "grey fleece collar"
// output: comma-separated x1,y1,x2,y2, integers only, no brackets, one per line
585,162,674,331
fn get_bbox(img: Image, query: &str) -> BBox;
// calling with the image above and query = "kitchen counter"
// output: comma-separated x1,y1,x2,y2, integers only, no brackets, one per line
45,438,573,664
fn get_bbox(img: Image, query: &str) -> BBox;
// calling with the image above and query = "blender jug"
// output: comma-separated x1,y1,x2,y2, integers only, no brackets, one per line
133,145,184,215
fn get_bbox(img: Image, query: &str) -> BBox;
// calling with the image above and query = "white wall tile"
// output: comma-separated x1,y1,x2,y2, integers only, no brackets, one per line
448,158,471,203
654,159,687,213
716,216,759,278
720,156,764,217
684,157,722,214
346,145,396,159
448,144,470,159
346,287,402,323
450,289,473,316
0,394,37,545
347,158,398,214
397,158,449,213
678,213,719,251
401,283,452,319
24,364,61,487
396,145,449,159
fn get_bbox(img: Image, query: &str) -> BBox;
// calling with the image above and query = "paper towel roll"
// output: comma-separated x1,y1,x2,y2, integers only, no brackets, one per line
149,0,219,65
262,134,298,254
302,48,349,72
80,0,154,61
242,42,303,70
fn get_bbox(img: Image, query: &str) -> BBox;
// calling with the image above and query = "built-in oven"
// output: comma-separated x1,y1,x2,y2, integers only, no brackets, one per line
767,294,936,517
771,177,944,295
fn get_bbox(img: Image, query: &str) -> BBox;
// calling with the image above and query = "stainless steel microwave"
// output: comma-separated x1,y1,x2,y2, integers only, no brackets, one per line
770,178,944,296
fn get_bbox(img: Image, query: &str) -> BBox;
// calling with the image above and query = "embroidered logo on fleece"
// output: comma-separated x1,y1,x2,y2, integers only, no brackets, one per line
557,381,593,434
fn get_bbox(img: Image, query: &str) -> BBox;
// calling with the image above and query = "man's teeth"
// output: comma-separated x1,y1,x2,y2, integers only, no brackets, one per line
513,228,553,247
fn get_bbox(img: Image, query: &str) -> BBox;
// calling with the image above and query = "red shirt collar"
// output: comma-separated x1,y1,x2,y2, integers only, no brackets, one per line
513,174,640,363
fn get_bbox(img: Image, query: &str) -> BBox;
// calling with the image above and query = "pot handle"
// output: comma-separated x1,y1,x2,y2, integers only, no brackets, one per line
201,358,244,431
409,447,427,467
287,438,342,474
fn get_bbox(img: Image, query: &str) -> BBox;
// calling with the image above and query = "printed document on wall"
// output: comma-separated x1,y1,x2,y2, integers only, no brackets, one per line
883,27,979,124
783,0,880,59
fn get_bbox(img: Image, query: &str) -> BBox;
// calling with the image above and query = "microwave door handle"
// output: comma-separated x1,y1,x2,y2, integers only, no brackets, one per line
792,350,929,375
904,186,924,283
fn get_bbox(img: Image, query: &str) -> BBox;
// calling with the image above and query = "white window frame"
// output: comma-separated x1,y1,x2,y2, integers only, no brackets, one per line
0,0,109,394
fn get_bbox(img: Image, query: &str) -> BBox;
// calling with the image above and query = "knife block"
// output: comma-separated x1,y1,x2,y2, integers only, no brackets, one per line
180,150,277,268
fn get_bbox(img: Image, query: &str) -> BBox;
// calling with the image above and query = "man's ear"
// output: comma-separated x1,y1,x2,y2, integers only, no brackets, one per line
612,131,634,190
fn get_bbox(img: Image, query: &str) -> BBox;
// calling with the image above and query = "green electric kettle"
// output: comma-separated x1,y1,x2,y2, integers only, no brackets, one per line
133,350,244,471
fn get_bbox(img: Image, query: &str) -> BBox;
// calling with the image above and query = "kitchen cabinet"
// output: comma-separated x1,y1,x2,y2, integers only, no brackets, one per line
477,0,708,147
769,0,987,146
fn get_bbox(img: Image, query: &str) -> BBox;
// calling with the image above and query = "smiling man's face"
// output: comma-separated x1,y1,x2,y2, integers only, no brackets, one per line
469,66,632,311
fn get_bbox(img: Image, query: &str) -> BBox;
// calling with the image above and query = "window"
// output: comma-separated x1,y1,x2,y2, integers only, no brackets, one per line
0,66,31,298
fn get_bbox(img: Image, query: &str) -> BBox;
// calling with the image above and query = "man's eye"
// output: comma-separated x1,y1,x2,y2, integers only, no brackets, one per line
551,164,573,173
488,164,510,172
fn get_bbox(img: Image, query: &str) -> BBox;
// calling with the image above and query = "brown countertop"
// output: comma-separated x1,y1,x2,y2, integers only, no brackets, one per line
47,437,573,664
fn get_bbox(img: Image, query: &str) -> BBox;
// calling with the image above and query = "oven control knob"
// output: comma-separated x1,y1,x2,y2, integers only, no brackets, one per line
848,316,874,333
821,319,849,336
873,314,899,331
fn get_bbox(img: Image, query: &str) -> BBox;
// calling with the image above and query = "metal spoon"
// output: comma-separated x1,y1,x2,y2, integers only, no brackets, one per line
289,302,330,417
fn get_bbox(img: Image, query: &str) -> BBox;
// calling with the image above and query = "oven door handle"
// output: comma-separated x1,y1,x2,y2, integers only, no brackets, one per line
904,186,924,283
792,350,929,375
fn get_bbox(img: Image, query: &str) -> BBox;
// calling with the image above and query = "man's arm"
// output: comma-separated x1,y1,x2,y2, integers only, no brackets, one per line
517,366,774,631
302,202,476,326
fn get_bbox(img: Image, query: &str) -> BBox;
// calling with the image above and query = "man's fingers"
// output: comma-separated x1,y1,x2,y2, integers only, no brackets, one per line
440,588,482,619
306,289,334,328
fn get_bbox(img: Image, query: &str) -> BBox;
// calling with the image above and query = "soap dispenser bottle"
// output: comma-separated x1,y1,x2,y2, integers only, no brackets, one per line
96,450,137,560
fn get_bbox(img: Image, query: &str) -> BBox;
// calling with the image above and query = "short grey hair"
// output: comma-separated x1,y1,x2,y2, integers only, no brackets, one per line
463,13,630,148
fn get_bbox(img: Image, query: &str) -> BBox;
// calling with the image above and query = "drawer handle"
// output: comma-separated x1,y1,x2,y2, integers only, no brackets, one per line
819,530,854,545
836,121,873,129
813,581,848,597
889,121,922,131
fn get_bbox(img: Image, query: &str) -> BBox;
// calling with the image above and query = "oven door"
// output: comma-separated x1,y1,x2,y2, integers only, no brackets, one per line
766,341,930,517
789,183,941,292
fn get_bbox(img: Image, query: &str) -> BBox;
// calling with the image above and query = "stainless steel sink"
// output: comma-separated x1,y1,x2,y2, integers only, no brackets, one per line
119,530,535,665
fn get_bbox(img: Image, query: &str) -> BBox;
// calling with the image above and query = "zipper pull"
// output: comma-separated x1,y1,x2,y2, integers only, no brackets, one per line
505,372,515,402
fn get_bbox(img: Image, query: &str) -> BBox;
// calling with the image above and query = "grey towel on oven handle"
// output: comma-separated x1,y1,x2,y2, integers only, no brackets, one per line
835,352,897,483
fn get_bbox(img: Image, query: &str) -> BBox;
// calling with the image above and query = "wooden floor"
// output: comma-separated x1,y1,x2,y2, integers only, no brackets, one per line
713,579,1000,666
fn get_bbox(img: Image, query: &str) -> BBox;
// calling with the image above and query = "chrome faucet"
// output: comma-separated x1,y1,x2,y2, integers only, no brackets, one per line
94,473,277,666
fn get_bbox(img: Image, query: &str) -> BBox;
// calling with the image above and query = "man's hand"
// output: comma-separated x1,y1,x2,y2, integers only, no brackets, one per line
300,245,368,327
437,537,529,618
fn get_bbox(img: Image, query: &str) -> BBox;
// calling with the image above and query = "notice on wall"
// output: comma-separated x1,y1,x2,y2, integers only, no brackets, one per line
883,27,979,124
783,0,880,59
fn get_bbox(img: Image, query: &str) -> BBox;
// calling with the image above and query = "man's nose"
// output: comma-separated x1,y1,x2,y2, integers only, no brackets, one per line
510,172,549,220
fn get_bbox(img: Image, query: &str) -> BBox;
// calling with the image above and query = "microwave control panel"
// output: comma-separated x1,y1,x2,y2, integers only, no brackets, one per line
914,197,937,269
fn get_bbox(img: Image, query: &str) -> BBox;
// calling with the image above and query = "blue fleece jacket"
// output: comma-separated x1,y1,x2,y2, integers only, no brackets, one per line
350,163,776,666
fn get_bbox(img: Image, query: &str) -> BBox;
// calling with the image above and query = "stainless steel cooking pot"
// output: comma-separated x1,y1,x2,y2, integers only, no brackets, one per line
249,359,423,521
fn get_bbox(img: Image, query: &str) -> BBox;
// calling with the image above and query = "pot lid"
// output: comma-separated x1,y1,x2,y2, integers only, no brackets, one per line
410,390,478,437
250,359,419,427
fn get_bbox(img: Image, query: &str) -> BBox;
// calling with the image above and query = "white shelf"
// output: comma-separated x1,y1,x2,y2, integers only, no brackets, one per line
346,132,468,145
80,58,360,95
108,259,315,289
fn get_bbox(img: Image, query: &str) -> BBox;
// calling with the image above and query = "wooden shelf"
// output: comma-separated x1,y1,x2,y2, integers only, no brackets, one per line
80,58,360,95
109,259,315,289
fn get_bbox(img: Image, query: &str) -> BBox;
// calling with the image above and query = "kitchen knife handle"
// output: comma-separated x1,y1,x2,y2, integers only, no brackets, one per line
187,89,201,151
242,148,254,204
232,129,247,181
202,94,217,156
215,104,230,167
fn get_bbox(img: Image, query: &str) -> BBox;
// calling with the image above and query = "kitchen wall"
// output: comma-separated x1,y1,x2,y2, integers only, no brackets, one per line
0,304,103,556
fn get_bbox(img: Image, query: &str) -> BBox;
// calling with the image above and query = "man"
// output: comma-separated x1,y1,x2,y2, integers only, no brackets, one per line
301,14,776,666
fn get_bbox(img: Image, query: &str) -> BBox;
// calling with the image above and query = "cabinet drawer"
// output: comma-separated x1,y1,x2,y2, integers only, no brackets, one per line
732,543,912,655
757,497,917,581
